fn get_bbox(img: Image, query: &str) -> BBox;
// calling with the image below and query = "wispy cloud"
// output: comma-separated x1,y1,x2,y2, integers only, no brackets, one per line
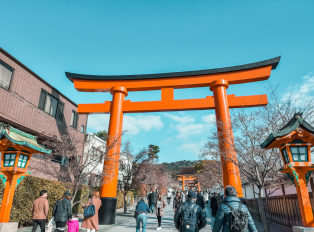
176,141,204,154
87,114,164,135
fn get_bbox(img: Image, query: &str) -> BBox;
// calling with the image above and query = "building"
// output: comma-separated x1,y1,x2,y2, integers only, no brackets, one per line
0,47,88,180
177,166,200,191
83,132,132,189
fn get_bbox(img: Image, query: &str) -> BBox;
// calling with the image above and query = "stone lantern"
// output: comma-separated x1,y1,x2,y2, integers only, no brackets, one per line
0,124,51,231
260,113,314,229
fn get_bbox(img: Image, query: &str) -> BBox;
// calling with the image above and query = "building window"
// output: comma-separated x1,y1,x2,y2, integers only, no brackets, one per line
0,60,14,90
71,111,79,129
17,154,29,168
290,146,308,162
38,89,64,121
81,125,85,133
4,153,16,167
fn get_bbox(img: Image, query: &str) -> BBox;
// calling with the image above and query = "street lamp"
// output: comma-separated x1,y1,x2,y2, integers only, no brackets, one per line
260,113,314,228
0,125,51,231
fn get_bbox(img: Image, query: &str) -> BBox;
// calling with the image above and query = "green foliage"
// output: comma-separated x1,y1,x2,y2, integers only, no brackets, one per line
93,130,108,141
161,160,200,172
116,190,134,208
148,144,160,159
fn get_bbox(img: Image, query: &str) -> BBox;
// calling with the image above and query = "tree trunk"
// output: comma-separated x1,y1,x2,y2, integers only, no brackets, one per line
257,187,269,232
124,195,128,214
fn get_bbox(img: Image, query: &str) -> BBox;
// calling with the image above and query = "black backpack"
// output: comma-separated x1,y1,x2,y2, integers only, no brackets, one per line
181,203,198,232
224,202,248,232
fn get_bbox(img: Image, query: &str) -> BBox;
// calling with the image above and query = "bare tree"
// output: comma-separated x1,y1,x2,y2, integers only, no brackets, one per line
33,127,122,210
200,83,314,232
195,160,223,192
118,141,154,213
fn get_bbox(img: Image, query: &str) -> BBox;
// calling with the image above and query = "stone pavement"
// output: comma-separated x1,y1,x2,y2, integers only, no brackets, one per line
18,199,293,232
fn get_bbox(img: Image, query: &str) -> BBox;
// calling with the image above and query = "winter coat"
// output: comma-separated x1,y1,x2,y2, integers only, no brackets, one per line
212,196,257,232
81,197,102,230
174,199,207,232
52,198,72,222
149,192,157,204
66,218,79,232
196,194,205,209
173,196,183,209
203,193,209,201
155,198,166,216
30,197,49,219
135,200,150,213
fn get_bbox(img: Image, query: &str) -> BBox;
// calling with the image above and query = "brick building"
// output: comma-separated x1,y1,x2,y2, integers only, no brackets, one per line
0,47,88,180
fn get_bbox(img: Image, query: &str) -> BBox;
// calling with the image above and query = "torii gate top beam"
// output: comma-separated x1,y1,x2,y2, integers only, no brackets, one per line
66,57,280,92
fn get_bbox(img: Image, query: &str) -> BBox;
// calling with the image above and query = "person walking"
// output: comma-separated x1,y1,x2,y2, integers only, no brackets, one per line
195,191,205,210
166,190,172,205
212,186,257,232
52,190,72,232
81,191,102,232
66,214,79,232
147,190,152,210
210,192,219,217
155,192,166,230
135,195,150,232
149,189,157,214
173,191,183,212
174,190,207,232
30,190,49,232
203,192,209,205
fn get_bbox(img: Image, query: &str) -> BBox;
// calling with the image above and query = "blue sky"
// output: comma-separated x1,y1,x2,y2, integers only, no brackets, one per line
1,1,314,162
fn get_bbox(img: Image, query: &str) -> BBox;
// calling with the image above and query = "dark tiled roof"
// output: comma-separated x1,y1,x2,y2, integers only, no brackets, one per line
65,56,280,82
178,166,197,175
260,113,314,149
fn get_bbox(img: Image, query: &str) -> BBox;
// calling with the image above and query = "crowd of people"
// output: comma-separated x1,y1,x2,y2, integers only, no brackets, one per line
30,190,102,232
135,186,257,232
30,186,257,232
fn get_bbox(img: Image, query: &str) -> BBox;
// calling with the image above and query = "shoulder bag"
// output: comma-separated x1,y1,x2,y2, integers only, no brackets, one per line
83,198,96,218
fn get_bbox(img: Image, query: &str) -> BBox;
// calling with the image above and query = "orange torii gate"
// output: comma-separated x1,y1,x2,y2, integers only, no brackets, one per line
66,56,280,225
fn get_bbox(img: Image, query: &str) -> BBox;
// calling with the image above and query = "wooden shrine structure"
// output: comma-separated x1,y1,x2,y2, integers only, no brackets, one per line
177,166,200,191
66,56,280,224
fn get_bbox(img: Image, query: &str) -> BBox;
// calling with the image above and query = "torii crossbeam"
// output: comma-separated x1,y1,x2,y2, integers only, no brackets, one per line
66,56,280,225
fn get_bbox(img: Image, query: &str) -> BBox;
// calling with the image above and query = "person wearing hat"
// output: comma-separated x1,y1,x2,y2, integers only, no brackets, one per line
174,190,207,232
52,190,72,232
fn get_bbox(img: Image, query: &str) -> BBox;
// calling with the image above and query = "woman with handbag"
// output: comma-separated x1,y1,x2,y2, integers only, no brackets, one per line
155,192,166,230
52,190,72,232
81,191,102,232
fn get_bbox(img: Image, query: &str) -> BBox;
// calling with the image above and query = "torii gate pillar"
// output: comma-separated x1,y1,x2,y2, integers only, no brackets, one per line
210,79,243,197
98,86,127,225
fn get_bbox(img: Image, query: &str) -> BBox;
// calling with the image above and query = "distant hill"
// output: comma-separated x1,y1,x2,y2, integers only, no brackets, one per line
161,160,200,173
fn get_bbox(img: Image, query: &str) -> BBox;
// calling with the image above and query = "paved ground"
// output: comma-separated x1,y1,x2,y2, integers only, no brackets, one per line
19,199,292,232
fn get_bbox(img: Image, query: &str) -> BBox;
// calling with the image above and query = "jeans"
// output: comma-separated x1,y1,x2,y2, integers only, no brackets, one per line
149,203,155,213
136,213,147,232
31,219,45,232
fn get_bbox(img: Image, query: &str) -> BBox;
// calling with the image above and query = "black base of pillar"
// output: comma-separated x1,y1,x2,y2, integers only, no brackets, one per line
98,197,117,225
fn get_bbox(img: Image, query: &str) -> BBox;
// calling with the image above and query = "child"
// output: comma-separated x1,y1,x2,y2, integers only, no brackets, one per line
66,214,79,232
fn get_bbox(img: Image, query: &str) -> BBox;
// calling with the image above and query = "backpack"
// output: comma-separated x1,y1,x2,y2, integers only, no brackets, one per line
181,203,198,232
224,202,248,232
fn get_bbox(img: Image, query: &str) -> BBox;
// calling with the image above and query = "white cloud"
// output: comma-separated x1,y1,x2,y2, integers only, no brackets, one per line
87,114,163,135
176,142,203,154
201,114,216,124
164,113,194,125
176,124,204,139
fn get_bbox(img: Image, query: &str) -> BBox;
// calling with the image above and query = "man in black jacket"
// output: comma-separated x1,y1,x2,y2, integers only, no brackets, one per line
148,189,157,213
195,191,205,210
174,191,207,232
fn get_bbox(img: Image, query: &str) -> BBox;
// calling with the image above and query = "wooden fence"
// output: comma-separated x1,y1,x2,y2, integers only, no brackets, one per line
246,194,306,227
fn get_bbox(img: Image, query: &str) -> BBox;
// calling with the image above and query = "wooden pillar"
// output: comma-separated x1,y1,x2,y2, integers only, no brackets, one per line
310,177,314,203
0,172,20,223
98,86,127,225
182,176,185,191
294,169,314,227
210,79,243,198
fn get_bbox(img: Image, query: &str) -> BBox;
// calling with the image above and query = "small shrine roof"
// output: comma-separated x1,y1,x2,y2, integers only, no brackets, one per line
0,126,51,154
260,113,314,149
